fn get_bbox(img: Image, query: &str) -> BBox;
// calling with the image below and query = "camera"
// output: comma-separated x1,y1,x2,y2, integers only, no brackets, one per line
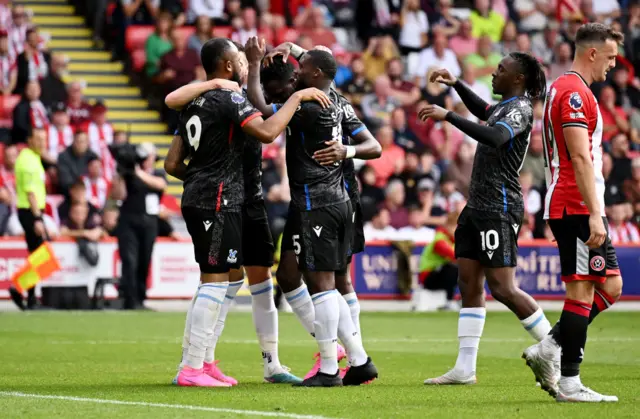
108,143,149,175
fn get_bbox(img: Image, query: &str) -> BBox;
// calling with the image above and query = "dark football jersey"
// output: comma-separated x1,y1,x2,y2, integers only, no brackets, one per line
467,96,533,213
178,89,262,211
276,89,351,210
338,93,366,202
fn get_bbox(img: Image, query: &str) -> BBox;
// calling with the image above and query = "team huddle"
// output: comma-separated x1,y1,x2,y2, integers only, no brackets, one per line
166,21,624,401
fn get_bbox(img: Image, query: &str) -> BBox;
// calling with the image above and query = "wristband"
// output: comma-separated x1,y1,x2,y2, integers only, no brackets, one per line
345,146,356,159
290,44,306,61
33,214,42,221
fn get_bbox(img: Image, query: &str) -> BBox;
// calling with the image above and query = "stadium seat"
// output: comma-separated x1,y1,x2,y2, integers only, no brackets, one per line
0,95,20,119
125,26,154,53
175,26,195,40
212,26,233,39
131,49,146,72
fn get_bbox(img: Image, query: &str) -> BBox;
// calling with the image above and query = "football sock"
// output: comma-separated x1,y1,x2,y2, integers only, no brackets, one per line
250,279,281,372
285,283,316,336
337,293,367,367
185,282,228,370
312,290,340,375
548,288,616,344
453,308,486,377
559,299,591,378
519,307,552,342
342,292,361,336
179,292,198,369
204,279,243,363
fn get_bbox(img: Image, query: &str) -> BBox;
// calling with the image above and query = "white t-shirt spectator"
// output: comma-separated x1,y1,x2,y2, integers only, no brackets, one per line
450,81,491,106
593,1,620,23
395,226,435,243
514,0,548,32
188,0,224,22
413,47,460,85
398,10,429,50
363,222,398,241
231,28,258,49
524,189,542,215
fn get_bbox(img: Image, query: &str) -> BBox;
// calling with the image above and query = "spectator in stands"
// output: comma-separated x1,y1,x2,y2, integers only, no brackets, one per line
451,62,491,107
231,7,258,46
445,141,475,198
469,0,505,43
11,81,48,144
600,85,631,143
434,176,465,214
498,20,518,56
449,19,478,60
367,124,405,187
271,0,310,26
0,144,16,235
548,42,573,81
396,204,433,242
623,156,640,217
145,11,173,78
522,130,545,188
358,165,385,218
187,0,224,24
519,214,534,240
611,67,640,131
421,67,453,109
86,101,116,180
363,207,397,241
0,29,17,96
420,150,442,184
57,130,98,196
15,27,50,95
609,202,640,243
113,130,129,144
83,156,110,210
515,0,550,33
39,53,68,109
363,36,400,83
361,75,401,128
187,15,213,55
413,32,460,88
57,179,100,226
391,150,422,206
0,2,10,31
465,35,502,96
398,0,429,55
333,50,353,88
391,107,420,152
532,20,561,65
623,2,640,64
45,101,74,164
610,133,633,186
427,0,460,37
418,209,458,311
66,81,92,129
340,56,372,106
520,170,542,223
386,58,421,107
383,179,409,229
603,152,624,208
592,0,621,24
295,5,337,47
416,176,446,227
8,5,28,58
59,201,104,242
516,33,533,56
262,146,290,235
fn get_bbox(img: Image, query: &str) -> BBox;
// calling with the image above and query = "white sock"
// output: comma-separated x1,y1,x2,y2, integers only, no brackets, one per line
179,292,198,369
453,308,486,377
284,284,315,336
312,290,340,375
520,307,552,342
342,292,361,336
337,294,367,366
185,282,228,370
204,279,244,363
250,279,281,373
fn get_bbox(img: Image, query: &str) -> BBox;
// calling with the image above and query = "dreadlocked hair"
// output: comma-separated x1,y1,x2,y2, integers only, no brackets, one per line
510,52,547,100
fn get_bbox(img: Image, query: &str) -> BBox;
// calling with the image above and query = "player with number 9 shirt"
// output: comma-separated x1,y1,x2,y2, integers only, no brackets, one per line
418,53,556,387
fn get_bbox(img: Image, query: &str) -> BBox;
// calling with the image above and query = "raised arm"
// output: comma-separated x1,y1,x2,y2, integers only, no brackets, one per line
245,37,278,116
429,68,491,121
165,79,240,110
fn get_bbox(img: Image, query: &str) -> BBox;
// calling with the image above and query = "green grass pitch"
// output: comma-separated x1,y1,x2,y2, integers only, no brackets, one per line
0,310,638,418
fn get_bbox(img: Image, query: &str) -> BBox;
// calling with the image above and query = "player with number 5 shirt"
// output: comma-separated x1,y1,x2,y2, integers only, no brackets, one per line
418,53,556,388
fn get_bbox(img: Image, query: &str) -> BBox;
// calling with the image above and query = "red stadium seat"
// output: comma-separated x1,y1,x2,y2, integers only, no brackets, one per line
175,26,195,40
0,95,20,119
131,49,146,72
212,26,232,39
125,25,154,52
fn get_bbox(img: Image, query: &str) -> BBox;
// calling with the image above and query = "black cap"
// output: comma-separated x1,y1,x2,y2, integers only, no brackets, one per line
52,101,67,113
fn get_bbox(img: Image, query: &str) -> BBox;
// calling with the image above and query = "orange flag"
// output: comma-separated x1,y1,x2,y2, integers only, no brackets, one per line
11,242,61,293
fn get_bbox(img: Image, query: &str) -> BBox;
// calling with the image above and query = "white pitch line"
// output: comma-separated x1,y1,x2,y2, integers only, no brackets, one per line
0,392,338,419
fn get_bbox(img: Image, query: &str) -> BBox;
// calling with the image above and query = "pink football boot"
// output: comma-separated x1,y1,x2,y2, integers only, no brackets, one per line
304,344,347,380
176,366,231,387
204,360,238,386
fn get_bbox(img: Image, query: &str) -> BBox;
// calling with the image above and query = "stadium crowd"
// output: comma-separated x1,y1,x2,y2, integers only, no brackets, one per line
2,0,640,244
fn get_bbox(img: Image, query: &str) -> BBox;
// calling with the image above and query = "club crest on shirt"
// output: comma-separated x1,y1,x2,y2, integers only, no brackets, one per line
231,92,245,104
569,92,583,110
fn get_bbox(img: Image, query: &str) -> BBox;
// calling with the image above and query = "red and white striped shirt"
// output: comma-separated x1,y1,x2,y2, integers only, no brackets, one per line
9,24,27,58
30,100,49,128
47,124,74,159
0,165,15,209
609,222,640,243
0,6,11,30
0,53,16,91
83,175,110,209
86,121,116,180
27,50,48,81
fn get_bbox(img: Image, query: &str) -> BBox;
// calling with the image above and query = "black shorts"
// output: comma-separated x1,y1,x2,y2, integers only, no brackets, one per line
17,209,44,252
347,199,365,264
281,201,353,272
455,206,522,268
548,213,620,284
242,200,274,267
182,207,243,274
